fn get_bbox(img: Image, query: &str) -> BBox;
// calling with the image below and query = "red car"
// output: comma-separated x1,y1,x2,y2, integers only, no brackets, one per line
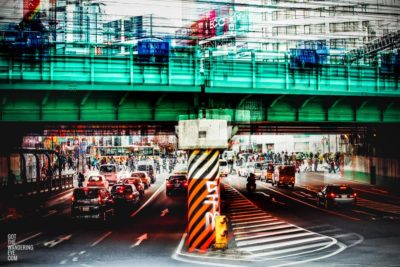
166,174,188,196
120,177,145,197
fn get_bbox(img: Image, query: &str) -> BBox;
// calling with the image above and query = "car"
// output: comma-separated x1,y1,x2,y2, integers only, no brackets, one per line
130,171,151,189
219,159,229,177
99,164,119,186
110,184,140,208
166,174,188,196
252,162,263,180
71,187,114,221
237,162,255,177
136,162,156,184
317,184,357,209
120,177,145,197
86,175,109,188
272,165,295,188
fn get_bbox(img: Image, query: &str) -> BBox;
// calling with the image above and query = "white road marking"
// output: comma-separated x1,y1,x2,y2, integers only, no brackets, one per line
80,264,93,267
231,215,273,223
257,192,271,198
235,228,302,241
235,224,296,236
271,197,286,206
69,252,76,257
238,236,329,253
90,231,112,247
59,259,67,265
79,250,86,255
351,209,377,217
237,232,315,247
43,234,72,248
160,208,169,217
171,233,248,266
233,221,284,231
131,181,166,217
15,232,42,245
232,218,278,226
130,233,148,248
230,212,269,219
42,210,57,218
72,257,78,262
248,241,335,259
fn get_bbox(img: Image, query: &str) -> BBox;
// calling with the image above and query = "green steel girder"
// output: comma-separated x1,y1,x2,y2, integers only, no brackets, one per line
0,90,399,124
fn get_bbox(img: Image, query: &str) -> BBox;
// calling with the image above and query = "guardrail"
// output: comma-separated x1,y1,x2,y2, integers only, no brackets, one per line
1,174,74,198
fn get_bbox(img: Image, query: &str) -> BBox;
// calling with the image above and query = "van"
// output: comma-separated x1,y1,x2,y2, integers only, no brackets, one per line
219,159,229,177
137,161,156,184
99,164,119,186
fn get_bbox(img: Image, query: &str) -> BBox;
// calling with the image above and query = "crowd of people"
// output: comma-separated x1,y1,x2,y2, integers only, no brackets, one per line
232,151,343,173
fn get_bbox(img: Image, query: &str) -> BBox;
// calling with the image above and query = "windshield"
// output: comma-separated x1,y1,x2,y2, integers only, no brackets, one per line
255,163,262,169
220,161,228,166
100,165,116,173
111,185,133,194
88,176,103,182
138,165,153,171
168,175,187,181
131,172,145,178
73,188,99,199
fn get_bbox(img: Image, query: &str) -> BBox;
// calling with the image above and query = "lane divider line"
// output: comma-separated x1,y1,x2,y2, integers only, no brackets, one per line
131,181,166,217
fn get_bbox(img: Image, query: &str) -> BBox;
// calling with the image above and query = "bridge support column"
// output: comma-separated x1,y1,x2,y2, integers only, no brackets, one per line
178,119,228,253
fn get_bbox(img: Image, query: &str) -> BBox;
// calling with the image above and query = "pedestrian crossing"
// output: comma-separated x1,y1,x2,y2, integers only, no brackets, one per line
224,184,342,261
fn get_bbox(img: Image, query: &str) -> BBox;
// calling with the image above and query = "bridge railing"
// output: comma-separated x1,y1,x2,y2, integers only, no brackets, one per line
0,43,398,95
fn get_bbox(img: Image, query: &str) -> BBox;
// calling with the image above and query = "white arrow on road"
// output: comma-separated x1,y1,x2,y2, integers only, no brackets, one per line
130,234,147,248
160,208,169,217
44,234,72,248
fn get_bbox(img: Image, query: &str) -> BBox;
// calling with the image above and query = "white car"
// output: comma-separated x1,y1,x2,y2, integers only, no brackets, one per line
237,162,255,177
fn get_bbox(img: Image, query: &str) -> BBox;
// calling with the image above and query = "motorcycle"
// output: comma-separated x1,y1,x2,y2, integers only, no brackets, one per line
246,174,256,193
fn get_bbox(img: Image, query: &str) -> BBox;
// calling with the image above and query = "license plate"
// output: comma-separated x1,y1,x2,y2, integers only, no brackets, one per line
341,195,347,198
81,207,90,212
175,184,181,188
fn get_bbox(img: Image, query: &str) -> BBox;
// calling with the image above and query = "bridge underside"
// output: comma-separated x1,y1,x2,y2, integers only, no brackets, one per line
1,90,399,124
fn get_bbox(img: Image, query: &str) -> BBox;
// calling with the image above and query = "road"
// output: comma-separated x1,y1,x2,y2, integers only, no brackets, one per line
1,170,400,266
224,171,400,266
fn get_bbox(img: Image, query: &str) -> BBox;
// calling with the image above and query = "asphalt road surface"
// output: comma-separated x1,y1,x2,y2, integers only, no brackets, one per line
1,171,400,267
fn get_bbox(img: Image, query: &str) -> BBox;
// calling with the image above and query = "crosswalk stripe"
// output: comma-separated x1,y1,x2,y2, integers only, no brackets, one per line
233,221,285,230
238,236,329,253
248,241,334,258
235,224,296,236
232,218,278,226
231,215,273,223
230,213,270,219
235,227,303,241
237,232,316,247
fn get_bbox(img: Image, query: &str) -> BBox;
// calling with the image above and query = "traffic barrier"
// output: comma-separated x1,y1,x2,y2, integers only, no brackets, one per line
187,149,221,253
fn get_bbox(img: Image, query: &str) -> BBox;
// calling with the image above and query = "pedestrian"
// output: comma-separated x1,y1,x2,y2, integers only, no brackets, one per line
78,172,84,187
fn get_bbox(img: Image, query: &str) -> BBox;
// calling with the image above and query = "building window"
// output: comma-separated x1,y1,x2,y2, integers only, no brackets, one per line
272,11,277,21
304,25,310,34
287,25,296,35
272,27,278,36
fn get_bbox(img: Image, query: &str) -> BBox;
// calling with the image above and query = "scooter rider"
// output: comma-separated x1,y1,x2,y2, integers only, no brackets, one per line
246,173,256,193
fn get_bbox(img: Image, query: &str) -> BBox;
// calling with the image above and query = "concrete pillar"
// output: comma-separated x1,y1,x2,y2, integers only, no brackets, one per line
178,119,228,253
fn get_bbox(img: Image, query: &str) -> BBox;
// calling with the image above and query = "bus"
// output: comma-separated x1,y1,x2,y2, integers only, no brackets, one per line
89,145,160,162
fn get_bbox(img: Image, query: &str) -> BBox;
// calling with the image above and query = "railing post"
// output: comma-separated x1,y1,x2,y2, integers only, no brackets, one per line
376,53,380,92
90,44,94,85
130,45,134,85
50,45,54,84
346,55,351,91
252,50,256,88
8,56,12,83
285,52,289,90
209,48,213,87
168,47,172,85
194,47,198,86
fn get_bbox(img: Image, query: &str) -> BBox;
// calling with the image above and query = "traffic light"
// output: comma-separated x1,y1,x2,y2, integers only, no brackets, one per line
214,215,228,250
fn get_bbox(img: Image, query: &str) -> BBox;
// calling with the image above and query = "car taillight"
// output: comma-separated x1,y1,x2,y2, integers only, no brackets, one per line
127,194,134,199
183,181,188,187
98,196,103,204
71,196,75,203
352,193,357,197
330,193,336,198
